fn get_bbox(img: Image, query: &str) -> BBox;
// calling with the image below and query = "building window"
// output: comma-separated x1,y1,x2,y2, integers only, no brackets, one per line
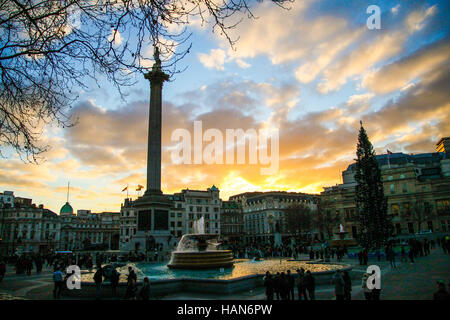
402,183,407,193
390,184,395,194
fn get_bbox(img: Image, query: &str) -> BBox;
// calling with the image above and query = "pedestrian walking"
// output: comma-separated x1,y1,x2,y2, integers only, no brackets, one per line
53,267,64,299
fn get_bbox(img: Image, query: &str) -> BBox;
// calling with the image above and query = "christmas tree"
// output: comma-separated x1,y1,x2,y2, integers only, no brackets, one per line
355,123,393,249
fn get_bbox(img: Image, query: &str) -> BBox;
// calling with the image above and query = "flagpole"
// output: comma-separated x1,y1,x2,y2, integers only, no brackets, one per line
127,184,129,199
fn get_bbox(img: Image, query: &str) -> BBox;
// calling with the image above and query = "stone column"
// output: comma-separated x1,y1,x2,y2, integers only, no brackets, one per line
144,47,169,196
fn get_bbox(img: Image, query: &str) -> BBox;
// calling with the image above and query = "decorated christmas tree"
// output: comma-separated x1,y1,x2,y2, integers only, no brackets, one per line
355,123,393,249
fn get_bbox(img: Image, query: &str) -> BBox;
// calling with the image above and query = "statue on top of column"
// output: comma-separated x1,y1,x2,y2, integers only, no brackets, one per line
153,45,161,70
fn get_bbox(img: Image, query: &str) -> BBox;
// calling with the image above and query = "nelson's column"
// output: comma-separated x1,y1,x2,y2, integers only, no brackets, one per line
131,46,173,253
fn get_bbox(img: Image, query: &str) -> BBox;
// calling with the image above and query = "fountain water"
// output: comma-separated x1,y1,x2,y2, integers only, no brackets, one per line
167,218,234,269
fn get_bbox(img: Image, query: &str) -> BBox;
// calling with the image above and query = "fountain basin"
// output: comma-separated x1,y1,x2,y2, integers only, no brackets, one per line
71,259,353,298
167,233,234,269
167,250,234,269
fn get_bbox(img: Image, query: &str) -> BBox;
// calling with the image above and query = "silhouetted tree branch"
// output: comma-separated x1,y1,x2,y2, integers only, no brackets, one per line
0,0,293,161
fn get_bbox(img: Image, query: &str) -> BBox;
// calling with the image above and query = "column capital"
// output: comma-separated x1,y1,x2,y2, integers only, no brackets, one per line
144,69,170,83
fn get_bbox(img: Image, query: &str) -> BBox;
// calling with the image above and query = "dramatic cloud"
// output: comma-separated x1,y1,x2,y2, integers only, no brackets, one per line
362,38,450,94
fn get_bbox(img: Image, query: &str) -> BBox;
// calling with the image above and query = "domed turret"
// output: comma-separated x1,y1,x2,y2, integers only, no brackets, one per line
60,202,73,215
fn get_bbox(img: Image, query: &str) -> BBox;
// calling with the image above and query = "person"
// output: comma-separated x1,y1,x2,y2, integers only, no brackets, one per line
388,247,396,269
332,270,344,300
110,267,120,298
304,270,315,300
286,270,295,300
274,272,281,300
53,267,64,299
342,270,352,300
408,246,415,263
279,272,289,300
433,282,450,300
125,278,137,300
93,266,103,300
296,268,308,300
0,260,6,283
371,270,381,300
363,249,368,265
127,266,137,284
361,273,372,300
263,271,274,301
139,277,151,300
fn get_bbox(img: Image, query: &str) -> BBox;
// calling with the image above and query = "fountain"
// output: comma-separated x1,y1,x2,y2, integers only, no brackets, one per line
167,217,234,269
330,224,357,247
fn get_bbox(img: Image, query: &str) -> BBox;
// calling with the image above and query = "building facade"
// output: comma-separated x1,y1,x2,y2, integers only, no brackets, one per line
229,191,319,245
119,186,222,253
321,140,450,239
220,201,244,243
0,194,120,254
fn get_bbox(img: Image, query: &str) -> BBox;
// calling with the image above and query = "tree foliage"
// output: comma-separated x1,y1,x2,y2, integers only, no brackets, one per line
0,0,292,161
283,202,313,240
354,124,393,249
314,198,340,240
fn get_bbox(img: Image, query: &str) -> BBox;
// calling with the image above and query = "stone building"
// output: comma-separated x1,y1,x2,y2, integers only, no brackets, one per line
59,209,120,251
119,186,222,253
0,200,60,255
220,201,244,243
0,194,120,254
321,139,450,239
229,191,318,245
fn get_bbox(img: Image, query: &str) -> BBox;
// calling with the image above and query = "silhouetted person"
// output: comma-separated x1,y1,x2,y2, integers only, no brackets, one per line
286,270,295,300
264,271,274,301
304,270,315,300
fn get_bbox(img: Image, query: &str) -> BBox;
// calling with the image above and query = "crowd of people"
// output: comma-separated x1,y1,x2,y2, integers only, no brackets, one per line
263,268,316,300
0,234,448,300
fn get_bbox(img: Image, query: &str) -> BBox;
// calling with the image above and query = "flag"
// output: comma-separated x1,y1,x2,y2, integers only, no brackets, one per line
122,186,128,192
136,185,144,191
387,150,392,155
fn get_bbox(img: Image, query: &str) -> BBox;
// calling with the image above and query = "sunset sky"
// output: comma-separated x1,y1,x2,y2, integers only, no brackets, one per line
1,0,449,213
